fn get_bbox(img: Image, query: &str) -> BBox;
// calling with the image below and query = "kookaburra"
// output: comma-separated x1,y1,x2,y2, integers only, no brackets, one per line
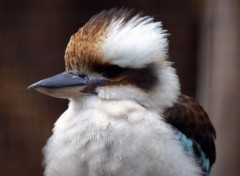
29,8,216,176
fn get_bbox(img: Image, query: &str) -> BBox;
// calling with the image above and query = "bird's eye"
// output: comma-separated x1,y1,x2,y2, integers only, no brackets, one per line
102,65,125,78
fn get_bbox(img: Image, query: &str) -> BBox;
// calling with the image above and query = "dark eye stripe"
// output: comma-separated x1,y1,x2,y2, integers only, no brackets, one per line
92,63,158,92
127,64,158,92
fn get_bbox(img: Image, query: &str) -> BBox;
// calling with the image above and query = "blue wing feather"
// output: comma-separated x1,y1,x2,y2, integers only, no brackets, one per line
176,131,212,176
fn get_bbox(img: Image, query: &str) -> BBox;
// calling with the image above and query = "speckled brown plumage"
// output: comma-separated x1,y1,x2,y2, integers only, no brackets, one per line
163,94,216,166
64,20,108,73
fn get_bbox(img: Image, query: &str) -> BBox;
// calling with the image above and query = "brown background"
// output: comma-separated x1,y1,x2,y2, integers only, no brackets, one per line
1,0,239,176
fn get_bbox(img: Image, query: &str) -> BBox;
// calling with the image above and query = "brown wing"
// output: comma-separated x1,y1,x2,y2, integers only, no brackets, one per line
163,94,216,166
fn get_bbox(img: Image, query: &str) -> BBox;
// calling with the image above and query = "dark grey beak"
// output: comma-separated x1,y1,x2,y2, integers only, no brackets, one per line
28,71,109,99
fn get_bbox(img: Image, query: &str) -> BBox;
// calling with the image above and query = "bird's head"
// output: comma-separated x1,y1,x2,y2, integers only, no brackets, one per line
29,8,180,112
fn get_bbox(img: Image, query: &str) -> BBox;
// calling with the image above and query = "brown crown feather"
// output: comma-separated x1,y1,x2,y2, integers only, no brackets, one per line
64,8,136,73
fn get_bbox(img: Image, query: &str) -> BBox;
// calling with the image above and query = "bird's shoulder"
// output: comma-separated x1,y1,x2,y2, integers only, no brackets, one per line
163,94,216,169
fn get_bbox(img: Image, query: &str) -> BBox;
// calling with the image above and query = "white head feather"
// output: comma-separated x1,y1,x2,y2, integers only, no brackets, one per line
102,14,168,68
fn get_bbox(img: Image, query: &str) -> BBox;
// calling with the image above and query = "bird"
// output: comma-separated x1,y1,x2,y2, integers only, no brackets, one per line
29,8,216,176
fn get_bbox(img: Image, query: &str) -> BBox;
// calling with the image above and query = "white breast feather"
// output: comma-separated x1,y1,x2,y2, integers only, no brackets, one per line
43,96,201,176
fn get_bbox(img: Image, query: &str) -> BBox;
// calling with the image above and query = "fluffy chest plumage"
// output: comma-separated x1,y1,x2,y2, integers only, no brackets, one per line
43,97,201,176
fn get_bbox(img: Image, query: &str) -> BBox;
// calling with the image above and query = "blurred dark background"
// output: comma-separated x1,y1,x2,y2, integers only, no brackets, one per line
1,0,240,176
